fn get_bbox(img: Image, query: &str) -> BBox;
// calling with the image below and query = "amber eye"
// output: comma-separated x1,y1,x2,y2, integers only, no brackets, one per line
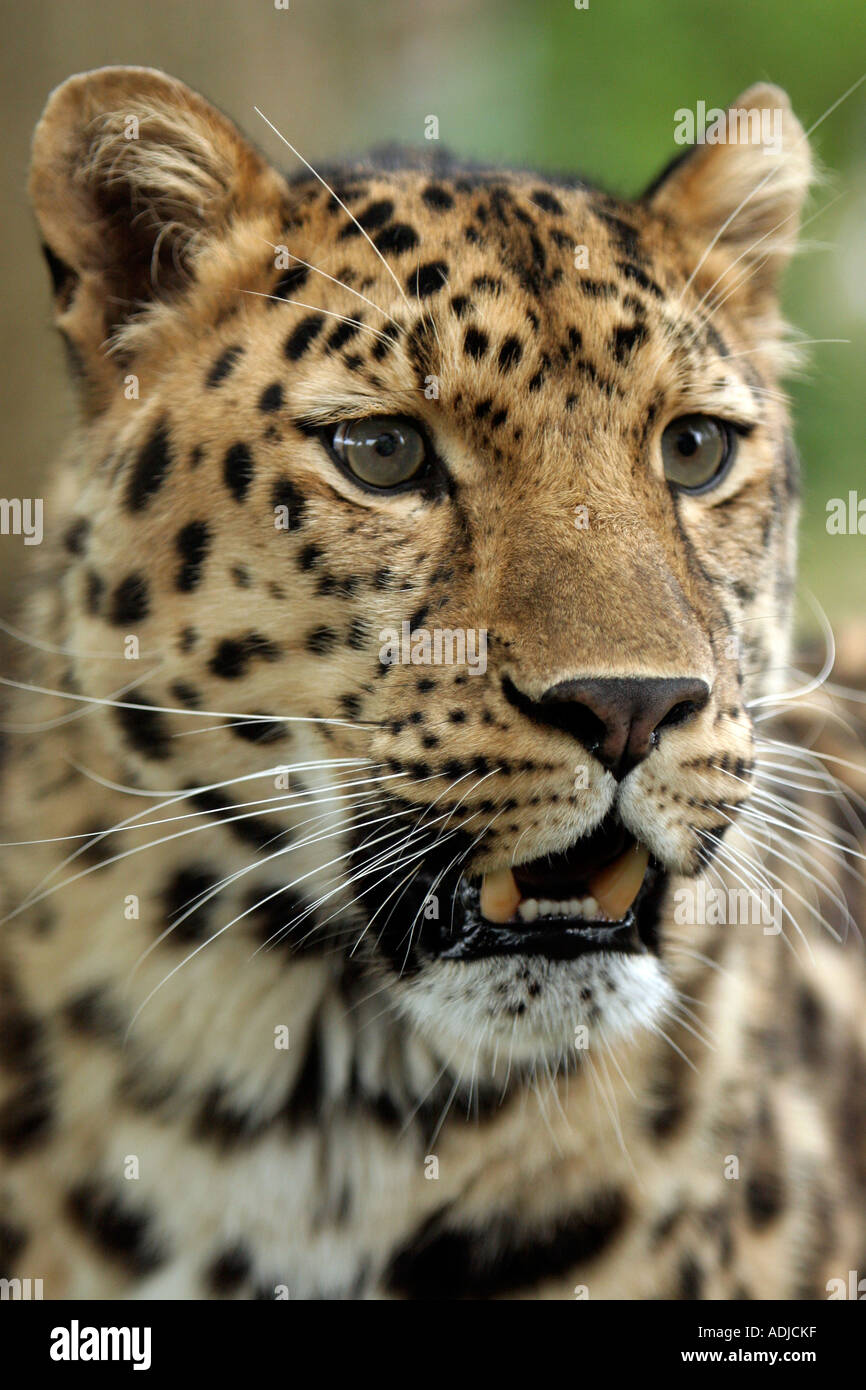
330,416,427,489
661,415,734,493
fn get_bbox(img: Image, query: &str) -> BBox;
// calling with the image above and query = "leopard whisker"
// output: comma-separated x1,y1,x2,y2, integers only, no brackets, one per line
255,236,401,326
0,671,383,730
254,106,413,310
236,289,393,345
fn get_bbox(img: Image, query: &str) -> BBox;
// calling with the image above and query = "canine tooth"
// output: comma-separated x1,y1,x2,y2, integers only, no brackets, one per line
519,899,539,922
569,898,581,916
480,867,521,924
582,895,601,920
587,843,650,920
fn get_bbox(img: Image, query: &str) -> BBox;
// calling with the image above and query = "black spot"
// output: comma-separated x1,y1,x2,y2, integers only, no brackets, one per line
0,986,43,1071
127,418,173,511
374,223,419,255
284,314,325,361
579,279,617,300
170,680,200,708
386,1190,628,1298
422,184,455,210
206,1243,252,1295
0,1216,27,1276
188,790,280,854
67,1180,166,1274
531,189,564,215
745,1172,785,1229
206,344,244,388
243,884,312,952
317,572,360,598
327,321,360,351
463,327,489,360
209,633,280,679
258,382,284,414
272,262,309,297
113,694,171,760
306,626,338,656
677,1253,704,1300
271,476,306,531
162,866,218,944
596,211,641,257
497,336,522,371
223,442,255,502
230,715,286,744
411,261,449,297
617,261,664,299
450,294,471,319
471,274,503,294
339,199,394,238
176,521,211,592
298,543,322,571
797,985,824,1067
64,986,124,1041
84,571,105,615
63,517,90,555
109,573,149,625
194,1084,268,1149
611,322,648,363
283,1026,323,1124
0,1077,54,1154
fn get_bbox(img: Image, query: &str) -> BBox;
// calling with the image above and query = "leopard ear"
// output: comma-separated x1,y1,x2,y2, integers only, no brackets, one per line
29,66,286,408
645,84,812,306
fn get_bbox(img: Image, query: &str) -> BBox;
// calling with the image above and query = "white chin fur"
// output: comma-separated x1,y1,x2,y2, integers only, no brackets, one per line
394,952,674,1072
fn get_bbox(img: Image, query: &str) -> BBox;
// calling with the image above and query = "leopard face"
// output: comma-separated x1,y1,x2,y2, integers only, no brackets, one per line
29,69,811,1080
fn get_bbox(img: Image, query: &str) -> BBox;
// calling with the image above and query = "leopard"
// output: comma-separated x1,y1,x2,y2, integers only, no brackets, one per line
1,65,864,1301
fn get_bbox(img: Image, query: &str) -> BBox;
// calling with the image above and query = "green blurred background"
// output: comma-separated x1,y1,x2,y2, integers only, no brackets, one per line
1,0,863,626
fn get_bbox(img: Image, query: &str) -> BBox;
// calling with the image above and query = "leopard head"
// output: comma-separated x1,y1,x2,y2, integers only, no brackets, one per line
30,68,811,1078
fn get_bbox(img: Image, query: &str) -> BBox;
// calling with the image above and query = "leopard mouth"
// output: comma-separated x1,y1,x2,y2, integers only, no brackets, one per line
441,813,664,962
351,810,666,966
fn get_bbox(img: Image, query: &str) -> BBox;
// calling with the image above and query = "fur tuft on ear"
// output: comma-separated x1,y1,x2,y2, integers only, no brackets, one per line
646,84,813,307
29,66,286,407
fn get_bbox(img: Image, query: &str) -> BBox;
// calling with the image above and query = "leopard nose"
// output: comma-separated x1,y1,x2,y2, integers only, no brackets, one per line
503,675,710,779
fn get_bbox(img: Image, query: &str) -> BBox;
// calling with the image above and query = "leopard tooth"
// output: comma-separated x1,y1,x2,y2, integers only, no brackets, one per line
480,867,521,924
586,843,650,920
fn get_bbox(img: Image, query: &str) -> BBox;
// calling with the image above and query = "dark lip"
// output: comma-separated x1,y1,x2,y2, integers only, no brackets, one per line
439,859,665,962
349,813,668,969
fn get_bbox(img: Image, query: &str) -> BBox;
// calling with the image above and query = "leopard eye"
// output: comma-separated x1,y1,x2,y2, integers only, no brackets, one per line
661,415,734,493
331,416,427,490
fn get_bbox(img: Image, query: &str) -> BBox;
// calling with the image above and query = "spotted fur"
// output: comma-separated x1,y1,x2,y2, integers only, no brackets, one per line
1,67,864,1300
